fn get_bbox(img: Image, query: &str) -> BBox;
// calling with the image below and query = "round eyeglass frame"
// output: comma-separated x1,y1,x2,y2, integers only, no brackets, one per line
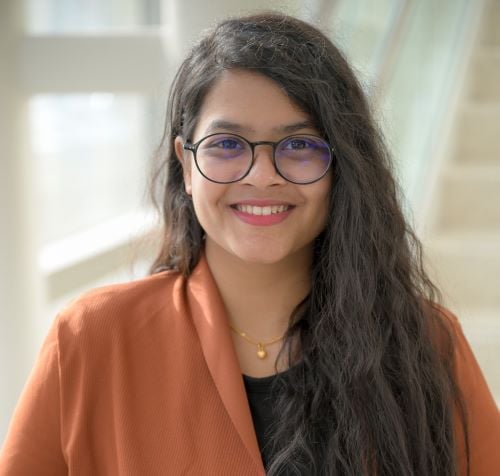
183,132,334,185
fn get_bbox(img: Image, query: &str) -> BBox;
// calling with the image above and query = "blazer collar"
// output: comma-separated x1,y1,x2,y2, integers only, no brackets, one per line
187,253,265,474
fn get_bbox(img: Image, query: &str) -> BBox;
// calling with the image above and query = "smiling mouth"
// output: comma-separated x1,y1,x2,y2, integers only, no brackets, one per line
231,204,292,216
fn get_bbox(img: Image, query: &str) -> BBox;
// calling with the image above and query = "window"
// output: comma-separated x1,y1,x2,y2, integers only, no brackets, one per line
26,0,161,33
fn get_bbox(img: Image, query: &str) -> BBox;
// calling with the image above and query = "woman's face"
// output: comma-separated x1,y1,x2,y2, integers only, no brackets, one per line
175,69,332,266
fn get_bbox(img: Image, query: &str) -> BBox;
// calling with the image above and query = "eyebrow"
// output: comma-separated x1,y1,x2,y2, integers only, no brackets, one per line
204,119,317,135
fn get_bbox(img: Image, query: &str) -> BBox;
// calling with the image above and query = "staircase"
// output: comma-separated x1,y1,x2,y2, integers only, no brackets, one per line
425,0,500,401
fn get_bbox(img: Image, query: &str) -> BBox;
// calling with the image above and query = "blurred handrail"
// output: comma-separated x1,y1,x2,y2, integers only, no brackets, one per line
370,0,414,102
314,0,414,99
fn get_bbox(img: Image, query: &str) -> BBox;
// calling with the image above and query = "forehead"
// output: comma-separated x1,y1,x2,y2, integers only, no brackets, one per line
193,69,315,139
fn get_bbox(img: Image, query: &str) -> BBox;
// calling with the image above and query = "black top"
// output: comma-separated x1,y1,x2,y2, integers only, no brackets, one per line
243,371,289,470
243,366,316,475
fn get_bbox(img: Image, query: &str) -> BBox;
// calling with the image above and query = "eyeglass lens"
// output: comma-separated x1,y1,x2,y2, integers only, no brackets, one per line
195,134,331,184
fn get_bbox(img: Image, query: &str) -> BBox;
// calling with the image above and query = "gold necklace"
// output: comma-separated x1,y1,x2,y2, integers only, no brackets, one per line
229,324,284,359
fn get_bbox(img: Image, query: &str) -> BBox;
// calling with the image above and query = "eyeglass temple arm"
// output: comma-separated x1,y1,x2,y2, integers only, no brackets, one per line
183,143,195,152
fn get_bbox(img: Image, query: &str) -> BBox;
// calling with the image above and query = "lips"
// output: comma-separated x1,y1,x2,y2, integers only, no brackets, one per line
230,200,295,226
233,204,290,216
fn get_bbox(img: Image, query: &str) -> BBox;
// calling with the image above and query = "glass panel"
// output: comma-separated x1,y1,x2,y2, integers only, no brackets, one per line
330,0,406,88
381,0,469,209
30,93,160,244
330,0,471,212
26,0,161,33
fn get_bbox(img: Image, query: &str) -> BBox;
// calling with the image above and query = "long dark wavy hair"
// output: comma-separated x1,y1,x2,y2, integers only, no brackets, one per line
149,12,468,476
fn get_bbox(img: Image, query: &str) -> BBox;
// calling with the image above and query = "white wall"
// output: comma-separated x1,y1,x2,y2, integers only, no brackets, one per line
0,0,44,444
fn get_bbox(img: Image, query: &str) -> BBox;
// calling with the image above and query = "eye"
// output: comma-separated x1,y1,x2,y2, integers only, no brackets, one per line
205,135,246,150
281,137,316,150
217,139,241,149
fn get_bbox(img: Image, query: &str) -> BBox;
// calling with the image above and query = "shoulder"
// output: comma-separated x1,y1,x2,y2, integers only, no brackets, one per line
431,305,490,391
426,304,500,474
423,302,464,354
54,270,188,346
423,303,494,396
429,308,500,472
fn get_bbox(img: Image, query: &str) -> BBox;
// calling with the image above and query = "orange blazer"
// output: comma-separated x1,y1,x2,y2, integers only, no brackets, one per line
1,254,499,475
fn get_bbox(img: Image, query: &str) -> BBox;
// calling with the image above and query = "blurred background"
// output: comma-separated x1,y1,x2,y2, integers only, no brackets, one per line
1,0,499,444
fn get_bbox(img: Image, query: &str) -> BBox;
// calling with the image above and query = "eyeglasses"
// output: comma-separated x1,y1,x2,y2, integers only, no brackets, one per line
183,133,334,185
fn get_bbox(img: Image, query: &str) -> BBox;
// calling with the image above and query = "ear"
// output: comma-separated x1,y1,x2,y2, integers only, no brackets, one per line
174,136,192,196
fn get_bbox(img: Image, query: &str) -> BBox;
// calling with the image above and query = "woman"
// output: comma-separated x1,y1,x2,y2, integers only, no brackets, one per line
1,12,499,476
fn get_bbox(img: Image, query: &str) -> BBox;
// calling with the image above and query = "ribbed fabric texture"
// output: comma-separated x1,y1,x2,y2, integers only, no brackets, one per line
0,259,264,475
0,254,499,475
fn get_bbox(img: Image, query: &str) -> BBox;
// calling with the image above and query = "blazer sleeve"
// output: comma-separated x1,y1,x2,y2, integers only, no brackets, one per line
449,312,500,475
0,317,67,475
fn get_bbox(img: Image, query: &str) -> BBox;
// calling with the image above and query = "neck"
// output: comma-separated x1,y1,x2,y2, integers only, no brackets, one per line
205,239,312,341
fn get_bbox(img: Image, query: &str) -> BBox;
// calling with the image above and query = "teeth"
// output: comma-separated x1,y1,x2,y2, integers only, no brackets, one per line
236,204,290,215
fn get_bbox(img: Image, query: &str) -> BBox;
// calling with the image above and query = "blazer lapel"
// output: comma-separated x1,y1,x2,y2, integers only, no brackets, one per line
187,255,264,474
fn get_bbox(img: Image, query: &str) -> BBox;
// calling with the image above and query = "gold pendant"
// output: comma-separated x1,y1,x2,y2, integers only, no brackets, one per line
257,343,267,359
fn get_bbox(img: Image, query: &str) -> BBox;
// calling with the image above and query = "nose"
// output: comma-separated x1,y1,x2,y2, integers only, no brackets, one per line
240,143,286,187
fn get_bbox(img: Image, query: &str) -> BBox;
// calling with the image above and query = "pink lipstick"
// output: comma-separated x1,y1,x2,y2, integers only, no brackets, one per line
230,201,294,226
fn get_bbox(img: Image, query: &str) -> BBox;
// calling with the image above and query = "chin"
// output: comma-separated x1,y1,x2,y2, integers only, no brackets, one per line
206,234,310,267
235,253,287,266
227,241,299,266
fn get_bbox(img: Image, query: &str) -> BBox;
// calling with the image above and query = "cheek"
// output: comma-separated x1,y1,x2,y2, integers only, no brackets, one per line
313,179,332,221
190,178,208,219
191,174,210,203
190,175,226,220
